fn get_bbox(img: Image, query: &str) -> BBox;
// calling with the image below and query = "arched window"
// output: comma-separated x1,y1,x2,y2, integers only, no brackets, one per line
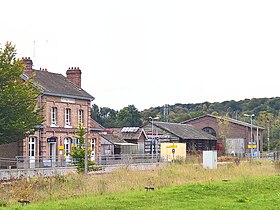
202,127,217,137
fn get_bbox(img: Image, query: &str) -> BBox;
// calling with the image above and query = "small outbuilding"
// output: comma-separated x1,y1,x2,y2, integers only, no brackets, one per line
142,121,217,155
99,132,137,156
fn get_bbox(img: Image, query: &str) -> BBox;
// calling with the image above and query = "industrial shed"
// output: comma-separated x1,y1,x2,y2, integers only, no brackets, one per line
142,121,217,155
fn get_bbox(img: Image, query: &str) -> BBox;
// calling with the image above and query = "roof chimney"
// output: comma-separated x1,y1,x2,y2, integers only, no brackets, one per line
66,67,82,88
22,57,33,75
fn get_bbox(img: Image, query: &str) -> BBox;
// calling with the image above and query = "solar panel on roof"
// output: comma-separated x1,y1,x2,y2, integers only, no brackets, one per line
121,127,128,132
133,127,139,132
121,127,139,133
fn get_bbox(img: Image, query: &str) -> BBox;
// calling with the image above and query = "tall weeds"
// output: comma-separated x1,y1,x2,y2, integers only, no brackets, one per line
0,160,277,206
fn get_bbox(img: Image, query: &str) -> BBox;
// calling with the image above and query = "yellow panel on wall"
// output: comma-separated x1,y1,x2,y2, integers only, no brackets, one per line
161,143,186,161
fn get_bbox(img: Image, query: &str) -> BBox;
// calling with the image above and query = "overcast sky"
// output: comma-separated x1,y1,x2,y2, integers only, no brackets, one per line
1,0,280,111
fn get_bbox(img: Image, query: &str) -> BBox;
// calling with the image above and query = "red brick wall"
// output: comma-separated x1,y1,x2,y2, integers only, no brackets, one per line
184,116,264,152
0,141,23,158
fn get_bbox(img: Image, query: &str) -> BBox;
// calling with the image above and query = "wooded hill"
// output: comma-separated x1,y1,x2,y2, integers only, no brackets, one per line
141,97,280,124
141,97,280,151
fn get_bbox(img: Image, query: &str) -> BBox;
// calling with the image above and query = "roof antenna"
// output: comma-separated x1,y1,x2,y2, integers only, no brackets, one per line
33,41,36,58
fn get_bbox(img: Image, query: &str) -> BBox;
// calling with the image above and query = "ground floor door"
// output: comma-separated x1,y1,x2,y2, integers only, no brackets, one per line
50,142,56,166
28,137,36,168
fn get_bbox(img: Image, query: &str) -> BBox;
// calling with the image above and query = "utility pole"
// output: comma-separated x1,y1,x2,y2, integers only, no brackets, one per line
149,116,159,162
244,114,255,159
267,121,270,152
84,127,88,174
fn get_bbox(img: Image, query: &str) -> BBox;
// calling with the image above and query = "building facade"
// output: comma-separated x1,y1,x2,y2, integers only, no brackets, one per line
0,57,97,167
182,114,265,155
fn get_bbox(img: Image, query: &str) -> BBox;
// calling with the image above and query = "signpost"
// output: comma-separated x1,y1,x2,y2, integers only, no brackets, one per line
248,142,257,149
172,148,175,161
244,114,255,159
47,137,56,143
166,144,177,161
167,145,177,149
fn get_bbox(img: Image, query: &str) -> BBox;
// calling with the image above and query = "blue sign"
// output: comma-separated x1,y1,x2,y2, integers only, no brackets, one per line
47,137,57,143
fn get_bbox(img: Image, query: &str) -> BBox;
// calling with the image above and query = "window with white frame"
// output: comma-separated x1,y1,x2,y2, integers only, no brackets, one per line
90,138,96,151
78,109,84,125
65,108,71,126
71,138,80,146
29,137,36,157
90,138,96,160
64,137,71,161
51,107,57,126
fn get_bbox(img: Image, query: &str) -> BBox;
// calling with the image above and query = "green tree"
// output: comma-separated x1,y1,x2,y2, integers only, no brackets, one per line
116,105,141,127
70,124,94,173
140,109,159,125
217,113,230,154
91,104,102,124
91,104,118,127
167,111,176,122
100,107,117,127
270,115,280,151
173,113,189,123
255,111,274,151
0,43,43,144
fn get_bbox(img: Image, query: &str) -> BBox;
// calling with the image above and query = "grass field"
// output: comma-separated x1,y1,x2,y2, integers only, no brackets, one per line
5,175,280,210
1,159,280,209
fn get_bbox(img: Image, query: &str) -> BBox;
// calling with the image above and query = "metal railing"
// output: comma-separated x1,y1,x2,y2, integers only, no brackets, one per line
7,154,163,169
223,151,280,161
95,154,163,165
0,157,17,169
15,156,73,169
260,152,280,161
0,152,278,170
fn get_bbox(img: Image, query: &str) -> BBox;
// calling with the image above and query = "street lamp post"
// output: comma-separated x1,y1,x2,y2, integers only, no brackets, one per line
267,120,270,152
149,116,159,162
244,114,255,159
85,127,88,174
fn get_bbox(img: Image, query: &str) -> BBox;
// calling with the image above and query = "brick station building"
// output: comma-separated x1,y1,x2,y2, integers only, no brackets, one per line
182,114,265,156
0,57,98,167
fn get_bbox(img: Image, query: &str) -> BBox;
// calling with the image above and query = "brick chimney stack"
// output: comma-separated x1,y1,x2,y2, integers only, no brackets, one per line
66,67,82,88
22,57,33,75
